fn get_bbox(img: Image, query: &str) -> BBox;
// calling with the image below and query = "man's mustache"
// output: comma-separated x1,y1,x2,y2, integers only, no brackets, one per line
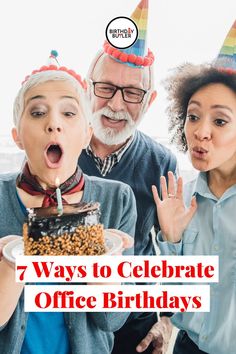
98,107,134,124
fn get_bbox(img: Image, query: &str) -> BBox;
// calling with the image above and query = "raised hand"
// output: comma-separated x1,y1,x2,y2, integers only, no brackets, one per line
152,171,197,243
136,316,173,354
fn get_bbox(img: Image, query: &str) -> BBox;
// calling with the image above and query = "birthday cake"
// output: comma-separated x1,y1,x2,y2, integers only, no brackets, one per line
23,202,106,255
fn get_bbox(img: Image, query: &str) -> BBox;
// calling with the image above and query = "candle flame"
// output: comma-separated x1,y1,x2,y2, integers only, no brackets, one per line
55,177,60,187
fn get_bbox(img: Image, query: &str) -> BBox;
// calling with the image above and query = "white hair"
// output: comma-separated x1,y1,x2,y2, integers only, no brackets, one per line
13,70,92,129
86,50,155,115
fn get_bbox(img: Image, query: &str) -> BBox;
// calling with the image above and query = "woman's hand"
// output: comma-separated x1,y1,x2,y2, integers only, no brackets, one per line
152,171,197,243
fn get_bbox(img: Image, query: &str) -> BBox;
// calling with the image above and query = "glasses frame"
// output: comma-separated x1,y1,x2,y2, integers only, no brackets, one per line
91,81,147,104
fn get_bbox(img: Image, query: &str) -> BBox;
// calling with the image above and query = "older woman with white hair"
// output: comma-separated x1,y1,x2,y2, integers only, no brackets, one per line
0,52,136,354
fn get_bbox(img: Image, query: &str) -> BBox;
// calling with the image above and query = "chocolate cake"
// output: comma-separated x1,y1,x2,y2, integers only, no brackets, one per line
23,202,106,255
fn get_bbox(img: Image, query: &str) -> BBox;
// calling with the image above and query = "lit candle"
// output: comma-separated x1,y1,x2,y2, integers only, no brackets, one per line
55,177,63,215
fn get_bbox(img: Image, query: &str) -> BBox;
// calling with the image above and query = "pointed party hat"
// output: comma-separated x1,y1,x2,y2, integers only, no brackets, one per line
22,50,85,88
47,49,60,66
103,0,154,67
215,20,236,72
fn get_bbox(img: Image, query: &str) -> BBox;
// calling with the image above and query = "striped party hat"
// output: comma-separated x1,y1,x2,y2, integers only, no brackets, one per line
215,20,236,72
103,0,154,67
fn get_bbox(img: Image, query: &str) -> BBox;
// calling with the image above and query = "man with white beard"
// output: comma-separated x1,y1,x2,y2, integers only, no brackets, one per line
78,1,177,353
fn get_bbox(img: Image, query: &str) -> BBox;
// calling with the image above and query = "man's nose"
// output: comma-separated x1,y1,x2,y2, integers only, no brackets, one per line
108,88,125,111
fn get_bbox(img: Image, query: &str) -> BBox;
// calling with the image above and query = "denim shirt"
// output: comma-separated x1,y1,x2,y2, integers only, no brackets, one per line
157,172,236,354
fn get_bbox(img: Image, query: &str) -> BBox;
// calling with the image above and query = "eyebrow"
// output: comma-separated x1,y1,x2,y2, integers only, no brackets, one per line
26,95,45,104
188,100,233,113
211,104,233,113
188,100,200,107
26,95,79,105
97,80,143,89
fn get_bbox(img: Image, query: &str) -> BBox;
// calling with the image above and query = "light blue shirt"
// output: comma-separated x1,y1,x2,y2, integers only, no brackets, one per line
157,172,236,354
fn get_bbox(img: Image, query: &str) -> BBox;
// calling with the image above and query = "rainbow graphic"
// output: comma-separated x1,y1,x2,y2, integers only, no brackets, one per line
123,0,148,59
216,20,236,70
103,0,154,68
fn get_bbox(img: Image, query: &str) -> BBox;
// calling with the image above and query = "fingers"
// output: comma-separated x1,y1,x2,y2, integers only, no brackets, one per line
167,171,175,196
152,342,164,354
154,172,183,202
136,332,154,352
152,185,160,206
137,317,172,354
160,176,168,199
136,320,167,353
176,176,183,199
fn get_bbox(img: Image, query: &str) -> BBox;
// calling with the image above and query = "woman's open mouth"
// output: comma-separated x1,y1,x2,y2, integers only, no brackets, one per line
44,143,64,168
192,146,208,160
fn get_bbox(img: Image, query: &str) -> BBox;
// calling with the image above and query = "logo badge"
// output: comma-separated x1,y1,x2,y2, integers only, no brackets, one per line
105,16,138,49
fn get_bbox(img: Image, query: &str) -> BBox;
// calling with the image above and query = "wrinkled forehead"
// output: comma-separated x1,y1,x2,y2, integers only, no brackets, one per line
92,54,149,89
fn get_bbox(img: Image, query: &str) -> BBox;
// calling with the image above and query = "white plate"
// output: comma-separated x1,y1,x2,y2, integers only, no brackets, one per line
2,232,123,262
105,231,123,255
2,238,24,263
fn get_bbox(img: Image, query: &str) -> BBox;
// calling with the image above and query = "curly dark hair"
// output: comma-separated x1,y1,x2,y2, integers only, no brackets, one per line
164,62,236,152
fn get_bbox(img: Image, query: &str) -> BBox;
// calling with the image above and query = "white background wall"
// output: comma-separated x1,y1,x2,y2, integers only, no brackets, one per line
0,0,235,176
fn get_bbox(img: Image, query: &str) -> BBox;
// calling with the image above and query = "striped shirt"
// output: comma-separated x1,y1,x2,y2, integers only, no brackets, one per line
85,136,133,176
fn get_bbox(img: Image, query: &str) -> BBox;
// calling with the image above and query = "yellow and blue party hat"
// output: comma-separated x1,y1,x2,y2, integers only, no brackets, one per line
215,20,236,72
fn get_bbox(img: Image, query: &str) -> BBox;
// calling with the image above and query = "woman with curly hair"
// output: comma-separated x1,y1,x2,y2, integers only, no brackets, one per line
152,21,236,354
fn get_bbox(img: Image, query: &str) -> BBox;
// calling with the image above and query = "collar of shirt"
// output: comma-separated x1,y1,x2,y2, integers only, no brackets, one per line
86,135,134,176
192,171,236,202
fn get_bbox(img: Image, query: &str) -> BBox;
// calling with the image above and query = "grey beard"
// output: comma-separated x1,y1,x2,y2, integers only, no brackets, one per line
91,107,138,145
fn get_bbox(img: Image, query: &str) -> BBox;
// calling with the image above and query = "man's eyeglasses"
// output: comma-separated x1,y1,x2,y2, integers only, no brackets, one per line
92,81,147,104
